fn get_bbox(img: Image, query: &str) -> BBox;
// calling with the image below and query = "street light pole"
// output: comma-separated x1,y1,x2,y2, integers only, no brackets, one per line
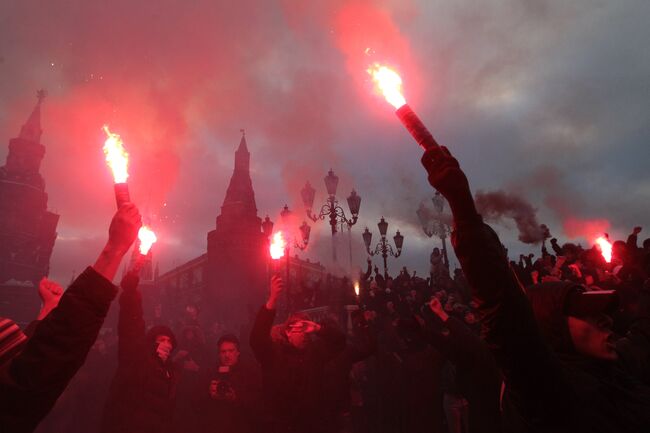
417,192,451,269
362,217,404,280
300,169,361,264
279,204,311,312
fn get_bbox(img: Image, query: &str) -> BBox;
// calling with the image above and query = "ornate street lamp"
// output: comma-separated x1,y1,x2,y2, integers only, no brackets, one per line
417,192,450,268
301,169,361,262
362,217,404,279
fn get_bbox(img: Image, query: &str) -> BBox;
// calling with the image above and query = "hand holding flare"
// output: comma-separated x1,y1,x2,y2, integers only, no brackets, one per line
367,63,440,151
102,125,130,208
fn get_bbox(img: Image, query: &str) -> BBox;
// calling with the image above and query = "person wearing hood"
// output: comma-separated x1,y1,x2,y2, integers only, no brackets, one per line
420,145,650,432
249,275,347,433
0,203,142,433
101,270,179,433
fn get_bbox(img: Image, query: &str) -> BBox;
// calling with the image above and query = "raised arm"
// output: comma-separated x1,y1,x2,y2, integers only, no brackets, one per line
420,146,573,422
250,275,283,363
116,271,147,366
7,204,140,389
1,204,140,430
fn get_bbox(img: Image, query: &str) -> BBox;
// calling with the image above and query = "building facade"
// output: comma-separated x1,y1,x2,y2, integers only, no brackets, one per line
0,92,59,324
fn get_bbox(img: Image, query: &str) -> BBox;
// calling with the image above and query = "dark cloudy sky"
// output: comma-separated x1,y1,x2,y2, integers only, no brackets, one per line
1,0,649,284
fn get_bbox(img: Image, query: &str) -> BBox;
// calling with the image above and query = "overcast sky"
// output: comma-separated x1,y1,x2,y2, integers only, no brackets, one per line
1,0,649,284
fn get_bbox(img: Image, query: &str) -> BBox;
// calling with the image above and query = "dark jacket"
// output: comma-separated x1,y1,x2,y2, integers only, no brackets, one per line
249,306,346,433
0,267,117,433
102,280,179,433
424,316,502,433
195,359,262,433
452,216,650,432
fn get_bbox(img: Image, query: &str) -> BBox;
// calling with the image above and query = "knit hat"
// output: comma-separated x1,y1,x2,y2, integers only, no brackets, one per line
0,317,27,366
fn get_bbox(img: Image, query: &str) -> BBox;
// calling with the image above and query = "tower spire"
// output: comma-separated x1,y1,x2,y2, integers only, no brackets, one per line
18,89,46,144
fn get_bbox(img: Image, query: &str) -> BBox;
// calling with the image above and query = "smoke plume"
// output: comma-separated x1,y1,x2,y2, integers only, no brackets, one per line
475,190,547,244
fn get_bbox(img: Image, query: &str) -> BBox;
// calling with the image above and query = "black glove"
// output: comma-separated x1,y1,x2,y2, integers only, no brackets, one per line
420,146,478,222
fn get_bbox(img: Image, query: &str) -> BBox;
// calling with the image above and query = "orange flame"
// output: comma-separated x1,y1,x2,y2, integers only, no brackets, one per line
102,125,129,183
367,63,406,109
138,226,157,255
354,281,360,296
595,236,612,263
270,232,286,259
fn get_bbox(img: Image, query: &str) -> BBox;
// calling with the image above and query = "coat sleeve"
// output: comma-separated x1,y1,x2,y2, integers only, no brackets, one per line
452,219,574,423
6,266,117,392
117,286,146,367
249,306,276,364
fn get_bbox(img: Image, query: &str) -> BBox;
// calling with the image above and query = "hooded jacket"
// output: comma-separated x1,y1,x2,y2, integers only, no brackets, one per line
101,275,179,433
0,267,117,433
452,217,650,433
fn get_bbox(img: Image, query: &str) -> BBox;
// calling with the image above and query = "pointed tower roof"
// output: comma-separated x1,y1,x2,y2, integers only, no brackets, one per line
18,90,45,144
237,128,248,153
219,130,257,219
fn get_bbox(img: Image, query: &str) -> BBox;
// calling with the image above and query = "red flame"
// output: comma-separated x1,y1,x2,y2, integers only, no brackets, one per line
354,281,360,297
595,236,612,263
367,63,406,109
270,232,286,259
102,125,129,183
138,226,157,255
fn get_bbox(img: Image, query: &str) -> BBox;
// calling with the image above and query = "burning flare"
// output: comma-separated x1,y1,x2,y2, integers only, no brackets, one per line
138,226,157,255
367,63,406,109
270,232,286,260
596,236,612,263
102,125,129,183
354,282,360,297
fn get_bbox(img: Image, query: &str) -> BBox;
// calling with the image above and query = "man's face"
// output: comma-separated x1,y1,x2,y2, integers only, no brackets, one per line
285,325,309,349
155,335,173,362
218,342,240,367
568,314,618,361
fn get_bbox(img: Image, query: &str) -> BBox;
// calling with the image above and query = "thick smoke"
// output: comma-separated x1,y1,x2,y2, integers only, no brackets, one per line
475,190,547,244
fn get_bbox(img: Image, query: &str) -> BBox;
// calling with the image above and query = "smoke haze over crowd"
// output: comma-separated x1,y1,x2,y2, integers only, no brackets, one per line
1,0,648,283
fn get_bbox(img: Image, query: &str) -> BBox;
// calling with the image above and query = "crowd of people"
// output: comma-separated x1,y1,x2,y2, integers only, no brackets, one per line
1,144,649,433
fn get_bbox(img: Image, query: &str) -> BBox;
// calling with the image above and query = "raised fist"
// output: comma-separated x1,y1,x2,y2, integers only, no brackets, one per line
38,278,63,310
420,146,471,205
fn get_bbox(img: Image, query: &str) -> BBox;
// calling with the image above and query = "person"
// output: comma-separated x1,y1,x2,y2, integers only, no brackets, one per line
420,145,650,432
101,270,180,433
424,297,502,433
249,275,347,433
196,334,262,433
0,203,142,433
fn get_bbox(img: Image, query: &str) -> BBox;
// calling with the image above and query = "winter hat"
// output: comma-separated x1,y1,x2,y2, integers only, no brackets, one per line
0,317,27,366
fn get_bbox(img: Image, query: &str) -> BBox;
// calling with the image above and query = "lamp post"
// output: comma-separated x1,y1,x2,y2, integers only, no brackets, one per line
300,169,361,263
279,205,311,312
362,217,404,280
416,191,450,269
